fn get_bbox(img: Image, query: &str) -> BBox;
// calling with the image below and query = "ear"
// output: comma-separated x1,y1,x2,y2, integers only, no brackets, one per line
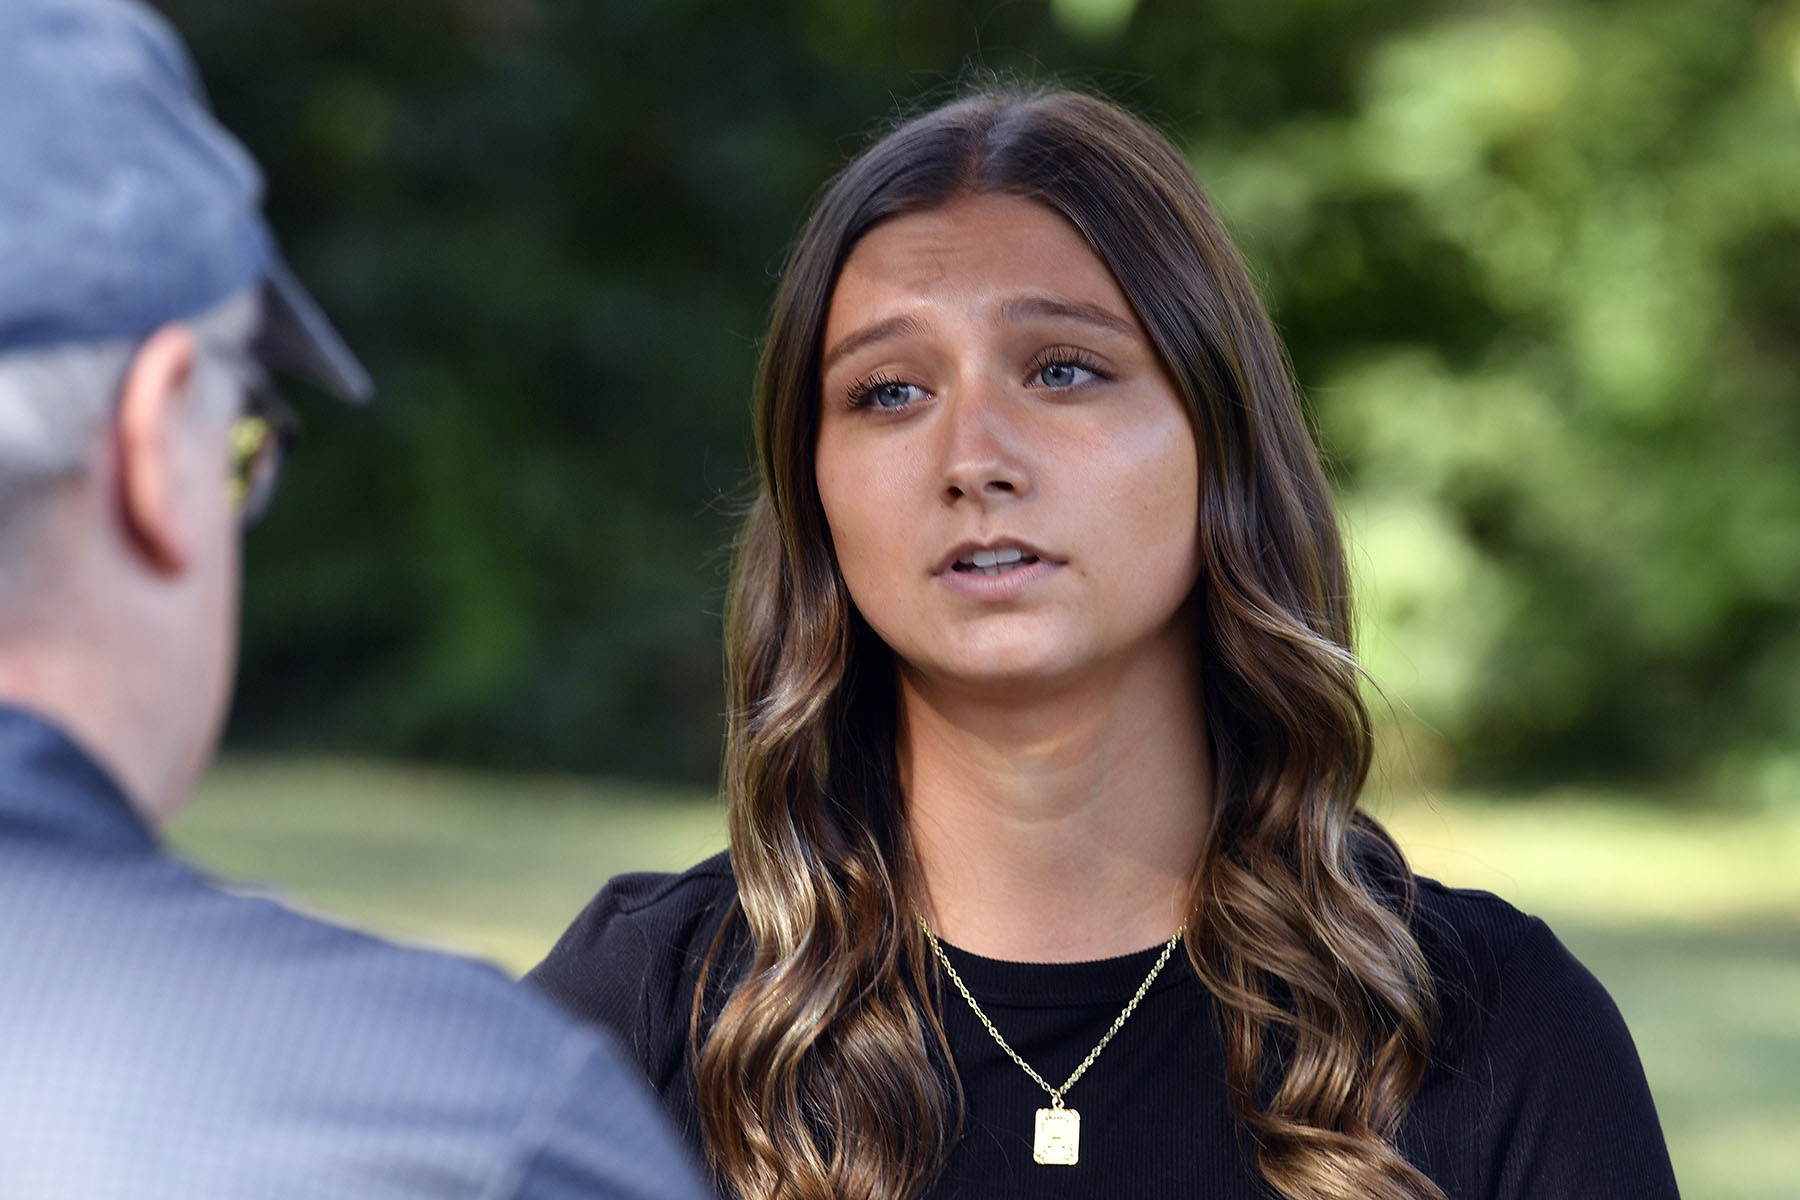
115,324,202,576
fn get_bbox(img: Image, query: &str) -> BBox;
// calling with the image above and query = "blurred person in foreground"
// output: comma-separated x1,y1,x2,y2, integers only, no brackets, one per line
0,2,707,1197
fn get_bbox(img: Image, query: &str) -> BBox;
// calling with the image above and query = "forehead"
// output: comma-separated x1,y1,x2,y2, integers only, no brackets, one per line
823,194,1137,344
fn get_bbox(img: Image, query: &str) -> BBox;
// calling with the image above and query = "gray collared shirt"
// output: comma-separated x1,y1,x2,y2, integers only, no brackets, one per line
0,705,711,1199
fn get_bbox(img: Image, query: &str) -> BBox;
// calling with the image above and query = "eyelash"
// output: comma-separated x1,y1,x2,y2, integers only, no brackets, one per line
844,347,1113,410
1027,345,1111,385
845,372,914,410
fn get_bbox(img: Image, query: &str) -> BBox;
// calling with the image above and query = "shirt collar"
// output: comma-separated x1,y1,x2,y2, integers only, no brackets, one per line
0,703,156,853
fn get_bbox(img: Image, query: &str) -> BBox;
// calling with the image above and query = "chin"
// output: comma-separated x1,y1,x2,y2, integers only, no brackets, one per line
906,639,1098,696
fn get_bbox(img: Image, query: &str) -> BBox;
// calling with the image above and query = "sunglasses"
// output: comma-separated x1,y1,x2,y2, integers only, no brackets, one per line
214,354,300,528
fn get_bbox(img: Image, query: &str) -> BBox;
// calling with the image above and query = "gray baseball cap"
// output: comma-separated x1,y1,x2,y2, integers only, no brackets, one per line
0,0,372,403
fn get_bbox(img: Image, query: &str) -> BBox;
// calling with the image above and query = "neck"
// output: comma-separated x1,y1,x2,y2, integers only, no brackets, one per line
0,623,190,828
902,619,1210,962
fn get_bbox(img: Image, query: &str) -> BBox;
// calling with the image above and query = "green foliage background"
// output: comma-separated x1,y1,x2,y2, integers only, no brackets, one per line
161,0,1800,794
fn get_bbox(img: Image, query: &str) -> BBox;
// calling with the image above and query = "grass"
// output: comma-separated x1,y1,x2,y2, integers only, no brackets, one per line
1368,790,1800,1199
176,758,1799,1200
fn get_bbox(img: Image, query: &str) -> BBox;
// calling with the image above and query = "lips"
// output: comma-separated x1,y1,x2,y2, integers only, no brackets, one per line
955,546,1038,576
935,539,1058,576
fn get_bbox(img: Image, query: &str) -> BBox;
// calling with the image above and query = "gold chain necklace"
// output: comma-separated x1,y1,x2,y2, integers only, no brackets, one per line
920,916,1186,1167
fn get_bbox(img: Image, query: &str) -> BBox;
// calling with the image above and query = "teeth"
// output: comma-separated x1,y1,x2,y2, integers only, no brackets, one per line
954,546,1042,576
969,547,1025,568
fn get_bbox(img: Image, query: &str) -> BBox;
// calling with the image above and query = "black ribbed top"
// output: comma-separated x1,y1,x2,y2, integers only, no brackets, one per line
527,853,1680,1199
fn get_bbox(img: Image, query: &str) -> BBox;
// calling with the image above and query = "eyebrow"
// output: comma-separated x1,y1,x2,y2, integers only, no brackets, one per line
999,295,1140,339
820,314,928,374
819,294,1142,375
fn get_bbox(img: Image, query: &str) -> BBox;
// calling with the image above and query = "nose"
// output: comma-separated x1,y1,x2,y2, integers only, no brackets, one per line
938,383,1030,505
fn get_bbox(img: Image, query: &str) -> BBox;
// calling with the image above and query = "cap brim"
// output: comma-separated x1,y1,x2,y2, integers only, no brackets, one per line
256,256,373,404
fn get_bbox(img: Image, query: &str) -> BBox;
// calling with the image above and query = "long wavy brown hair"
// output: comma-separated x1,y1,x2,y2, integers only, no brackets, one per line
696,85,1443,1200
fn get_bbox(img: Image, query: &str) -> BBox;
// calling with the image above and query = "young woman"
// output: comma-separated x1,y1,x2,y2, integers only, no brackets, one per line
529,88,1679,1200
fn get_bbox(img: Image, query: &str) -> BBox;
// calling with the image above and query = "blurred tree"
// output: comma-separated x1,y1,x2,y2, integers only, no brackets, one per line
160,0,1799,797
1187,1,1800,793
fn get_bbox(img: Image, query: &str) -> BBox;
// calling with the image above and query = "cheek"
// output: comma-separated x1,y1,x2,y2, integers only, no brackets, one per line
1066,427,1203,633
815,433,936,657
1151,440,1202,558
815,435,894,592
1081,418,1200,557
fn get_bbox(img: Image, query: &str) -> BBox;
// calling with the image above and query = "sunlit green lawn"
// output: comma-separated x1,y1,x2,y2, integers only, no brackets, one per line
177,759,1800,1200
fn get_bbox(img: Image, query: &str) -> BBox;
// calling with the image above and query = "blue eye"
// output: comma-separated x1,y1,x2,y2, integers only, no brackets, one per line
1028,347,1109,391
851,377,924,409
1036,362,1096,389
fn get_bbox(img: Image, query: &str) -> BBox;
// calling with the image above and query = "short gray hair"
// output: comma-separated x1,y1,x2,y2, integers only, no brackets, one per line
0,287,261,562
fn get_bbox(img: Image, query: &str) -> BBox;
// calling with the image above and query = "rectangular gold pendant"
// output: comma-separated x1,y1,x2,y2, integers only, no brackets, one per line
1033,1106,1080,1165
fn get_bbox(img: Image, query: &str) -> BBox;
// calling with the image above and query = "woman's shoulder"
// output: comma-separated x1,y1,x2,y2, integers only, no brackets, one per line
1400,878,1678,1194
1407,876,1602,1044
524,852,742,1088
1407,876,1601,1011
1410,875,1546,977
576,850,739,926
528,851,739,992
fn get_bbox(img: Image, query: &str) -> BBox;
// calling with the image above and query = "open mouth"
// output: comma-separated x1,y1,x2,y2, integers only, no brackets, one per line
952,547,1041,577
